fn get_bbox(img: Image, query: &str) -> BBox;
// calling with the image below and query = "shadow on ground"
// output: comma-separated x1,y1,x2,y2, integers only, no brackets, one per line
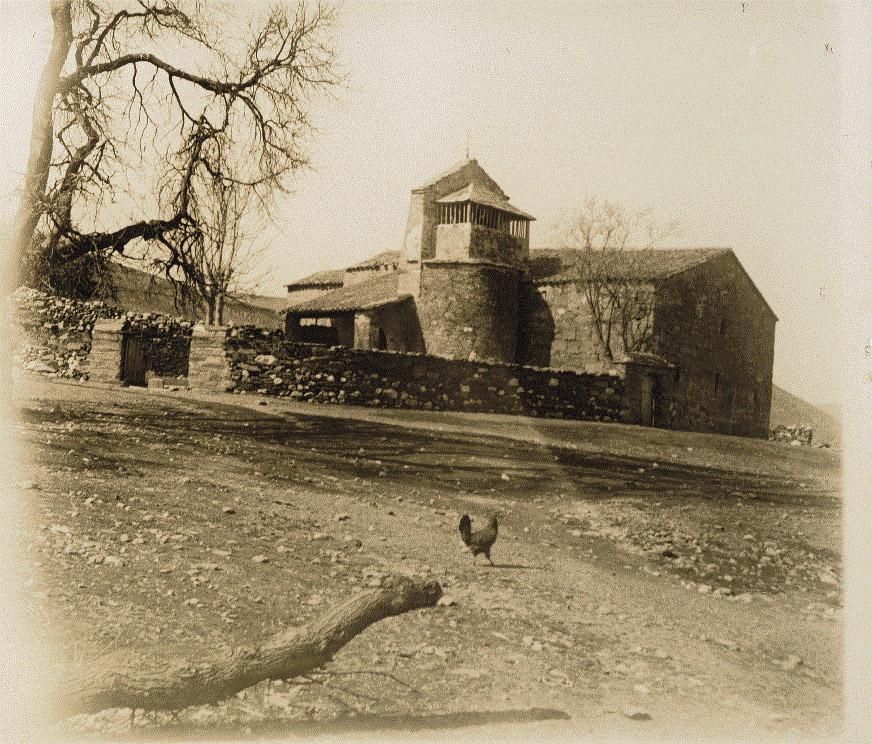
70,707,571,742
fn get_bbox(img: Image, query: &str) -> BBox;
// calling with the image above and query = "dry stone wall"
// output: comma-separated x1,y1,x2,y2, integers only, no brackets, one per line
417,262,519,364
123,314,193,381
10,286,191,383
769,424,815,446
8,286,122,379
224,327,625,421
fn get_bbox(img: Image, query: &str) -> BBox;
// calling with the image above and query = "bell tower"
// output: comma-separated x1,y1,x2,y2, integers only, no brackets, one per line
399,159,535,363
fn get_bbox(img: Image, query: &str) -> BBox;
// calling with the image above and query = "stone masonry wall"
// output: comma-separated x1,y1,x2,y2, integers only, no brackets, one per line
418,262,519,364
9,286,192,384
652,253,776,438
187,325,233,392
8,286,122,379
434,223,526,265
223,326,625,421
518,280,652,373
123,314,192,381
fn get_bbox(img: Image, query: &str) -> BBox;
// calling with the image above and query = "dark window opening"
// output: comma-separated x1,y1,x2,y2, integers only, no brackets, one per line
713,372,721,396
377,328,387,350
719,318,728,337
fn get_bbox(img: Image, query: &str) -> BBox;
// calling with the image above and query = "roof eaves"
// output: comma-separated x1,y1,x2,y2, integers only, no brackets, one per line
286,280,344,289
656,248,732,279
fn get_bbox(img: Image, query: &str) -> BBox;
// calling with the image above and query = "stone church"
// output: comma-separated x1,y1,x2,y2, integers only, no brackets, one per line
285,159,777,437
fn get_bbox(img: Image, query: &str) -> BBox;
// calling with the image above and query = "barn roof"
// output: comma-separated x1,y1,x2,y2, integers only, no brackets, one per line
285,268,344,290
528,247,731,283
413,158,509,199
286,272,408,315
529,247,776,320
345,250,402,271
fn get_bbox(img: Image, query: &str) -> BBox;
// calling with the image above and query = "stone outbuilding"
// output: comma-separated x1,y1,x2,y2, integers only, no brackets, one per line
285,159,777,437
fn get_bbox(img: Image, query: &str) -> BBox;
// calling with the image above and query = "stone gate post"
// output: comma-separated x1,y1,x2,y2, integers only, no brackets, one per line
187,324,232,392
86,319,125,385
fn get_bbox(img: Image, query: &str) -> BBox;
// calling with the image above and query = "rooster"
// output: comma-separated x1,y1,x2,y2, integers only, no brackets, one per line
458,512,499,566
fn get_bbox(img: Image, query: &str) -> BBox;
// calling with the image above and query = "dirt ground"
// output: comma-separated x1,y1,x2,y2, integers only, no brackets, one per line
13,376,842,742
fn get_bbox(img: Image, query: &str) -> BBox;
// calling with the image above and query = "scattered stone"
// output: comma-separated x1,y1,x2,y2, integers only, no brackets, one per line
437,596,457,607
251,555,269,564
778,654,803,671
715,638,740,652
222,507,236,515
623,708,652,721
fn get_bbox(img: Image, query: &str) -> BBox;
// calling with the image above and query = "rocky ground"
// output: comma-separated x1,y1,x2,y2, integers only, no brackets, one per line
12,377,842,742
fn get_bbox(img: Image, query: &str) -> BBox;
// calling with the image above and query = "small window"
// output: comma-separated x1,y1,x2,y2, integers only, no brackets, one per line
713,372,721,395
719,318,728,337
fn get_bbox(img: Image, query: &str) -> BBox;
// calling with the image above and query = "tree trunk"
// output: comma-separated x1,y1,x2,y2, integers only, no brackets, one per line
57,575,442,718
11,0,73,274
215,292,224,326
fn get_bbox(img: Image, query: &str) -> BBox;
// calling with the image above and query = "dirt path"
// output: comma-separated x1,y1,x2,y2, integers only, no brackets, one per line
13,377,842,741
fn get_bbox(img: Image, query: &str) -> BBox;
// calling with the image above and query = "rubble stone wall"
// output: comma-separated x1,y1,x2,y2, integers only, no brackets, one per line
8,287,122,379
518,280,648,372
122,314,193,381
769,424,815,446
10,286,191,384
417,261,519,364
222,326,625,421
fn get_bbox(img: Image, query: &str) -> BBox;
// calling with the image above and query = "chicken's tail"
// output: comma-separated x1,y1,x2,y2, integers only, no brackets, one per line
458,514,472,546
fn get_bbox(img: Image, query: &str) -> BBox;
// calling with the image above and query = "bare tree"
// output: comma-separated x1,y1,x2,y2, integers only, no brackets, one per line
156,164,267,325
558,196,680,361
12,0,340,297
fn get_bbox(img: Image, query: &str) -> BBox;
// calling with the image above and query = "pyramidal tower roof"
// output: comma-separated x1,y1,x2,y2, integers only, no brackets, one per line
413,158,508,200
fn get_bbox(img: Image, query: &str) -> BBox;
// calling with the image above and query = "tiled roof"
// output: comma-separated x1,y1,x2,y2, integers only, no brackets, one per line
528,248,731,283
285,268,344,290
437,183,535,220
236,294,293,312
347,250,402,271
413,158,508,199
415,157,476,190
286,272,408,314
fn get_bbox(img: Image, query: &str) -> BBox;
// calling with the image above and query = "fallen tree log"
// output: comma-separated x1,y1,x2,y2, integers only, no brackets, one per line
58,575,442,718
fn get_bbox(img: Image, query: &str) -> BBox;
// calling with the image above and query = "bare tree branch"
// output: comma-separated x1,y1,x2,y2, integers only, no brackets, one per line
557,196,680,361
14,0,342,300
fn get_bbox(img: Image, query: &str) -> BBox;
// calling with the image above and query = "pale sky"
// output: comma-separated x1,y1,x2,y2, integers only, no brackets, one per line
0,1,854,406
